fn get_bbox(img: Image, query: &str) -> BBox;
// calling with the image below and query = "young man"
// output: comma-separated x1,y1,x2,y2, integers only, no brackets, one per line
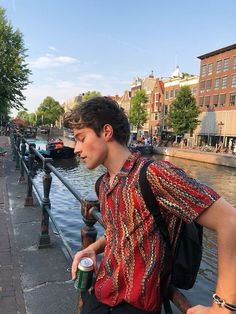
64,96,236,314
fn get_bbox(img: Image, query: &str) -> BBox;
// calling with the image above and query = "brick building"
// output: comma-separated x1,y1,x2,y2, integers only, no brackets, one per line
149,79,164,135
195,44,236,147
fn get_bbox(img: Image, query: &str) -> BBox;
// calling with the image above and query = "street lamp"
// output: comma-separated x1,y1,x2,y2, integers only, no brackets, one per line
218,121,224,143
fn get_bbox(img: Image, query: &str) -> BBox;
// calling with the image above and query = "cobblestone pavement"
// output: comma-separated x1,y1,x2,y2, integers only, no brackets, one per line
0,135,78,314
0,136,26,314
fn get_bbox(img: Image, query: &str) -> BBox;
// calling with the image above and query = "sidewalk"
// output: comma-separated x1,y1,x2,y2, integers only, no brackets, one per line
0,136,78,314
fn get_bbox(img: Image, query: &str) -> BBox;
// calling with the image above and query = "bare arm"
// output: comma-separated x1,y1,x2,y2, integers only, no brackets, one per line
71,235,107,280
187,197,236,314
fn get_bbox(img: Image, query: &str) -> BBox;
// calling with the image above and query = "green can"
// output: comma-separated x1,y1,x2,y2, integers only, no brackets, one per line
74,257,94,291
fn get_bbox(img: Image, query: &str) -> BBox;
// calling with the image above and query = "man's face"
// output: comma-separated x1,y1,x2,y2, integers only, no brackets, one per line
73,127,108,169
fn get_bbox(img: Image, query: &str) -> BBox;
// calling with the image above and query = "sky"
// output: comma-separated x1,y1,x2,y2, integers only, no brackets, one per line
1,0,236,116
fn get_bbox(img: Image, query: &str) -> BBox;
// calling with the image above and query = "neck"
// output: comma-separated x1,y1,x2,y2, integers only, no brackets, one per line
104,143,131,180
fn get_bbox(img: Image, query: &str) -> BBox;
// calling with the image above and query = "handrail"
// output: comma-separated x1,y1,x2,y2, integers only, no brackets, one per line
46,162,84,203
11,130,88,261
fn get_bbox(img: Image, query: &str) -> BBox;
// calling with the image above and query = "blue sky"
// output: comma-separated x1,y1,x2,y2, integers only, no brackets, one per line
1,0,236,115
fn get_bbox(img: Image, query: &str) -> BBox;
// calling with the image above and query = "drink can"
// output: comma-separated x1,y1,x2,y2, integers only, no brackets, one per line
74,257,94,291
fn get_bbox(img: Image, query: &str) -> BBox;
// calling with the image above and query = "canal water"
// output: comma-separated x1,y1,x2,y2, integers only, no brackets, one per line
33,149,236,311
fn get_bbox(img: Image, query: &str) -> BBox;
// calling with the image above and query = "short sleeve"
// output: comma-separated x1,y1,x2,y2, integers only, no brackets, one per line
147,161,220,223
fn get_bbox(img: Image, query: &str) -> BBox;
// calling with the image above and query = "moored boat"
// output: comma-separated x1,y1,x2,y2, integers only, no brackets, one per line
129,144,153,155
46,138,74,159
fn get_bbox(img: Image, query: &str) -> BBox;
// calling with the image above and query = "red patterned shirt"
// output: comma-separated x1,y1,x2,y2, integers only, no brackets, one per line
94,152,220,311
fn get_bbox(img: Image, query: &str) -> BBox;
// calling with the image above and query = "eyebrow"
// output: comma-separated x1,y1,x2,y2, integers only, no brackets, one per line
74,131,85,139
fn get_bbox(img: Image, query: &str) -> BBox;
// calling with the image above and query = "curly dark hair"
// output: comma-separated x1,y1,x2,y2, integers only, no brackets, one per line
63,96,130,145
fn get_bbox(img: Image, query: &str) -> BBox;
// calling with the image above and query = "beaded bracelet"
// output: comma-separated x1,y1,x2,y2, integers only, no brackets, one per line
213,293,236,311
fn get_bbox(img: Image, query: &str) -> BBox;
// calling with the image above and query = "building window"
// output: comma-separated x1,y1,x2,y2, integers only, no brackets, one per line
200,80,205,92
223,58,230,71
199,96,204,106
206,79,212,90
174,89,179,97
232,74,236,87
230,93,236,106
208,63,213,75
154,112,158,120
205,95,210,107
192,87,197,95
164,105,168,114
215,78,220,90
233,56,236,69
222,76,228,89
170,90,174,98
220,94,226,106
216,60,222,73
201,64,206,76
213,94,219,107
165,91,169,100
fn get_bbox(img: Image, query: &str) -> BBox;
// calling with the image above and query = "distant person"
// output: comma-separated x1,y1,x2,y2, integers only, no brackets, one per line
64,96,236,314
232,139,236,155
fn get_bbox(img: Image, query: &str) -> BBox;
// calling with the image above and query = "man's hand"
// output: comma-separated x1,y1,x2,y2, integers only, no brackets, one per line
187,304,232,314
71,248,97,281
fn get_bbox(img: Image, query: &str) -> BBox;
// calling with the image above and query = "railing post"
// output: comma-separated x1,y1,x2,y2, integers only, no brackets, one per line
19,137,26,183
15,134,21,170
24,143,35,206
38,160,52,248
10,130,15,155
12,130,17,161
80,192,99,249
77,192,99,314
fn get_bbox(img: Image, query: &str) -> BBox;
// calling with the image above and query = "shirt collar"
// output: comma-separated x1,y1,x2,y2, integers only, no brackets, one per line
118,151,141,177
101,151,141,193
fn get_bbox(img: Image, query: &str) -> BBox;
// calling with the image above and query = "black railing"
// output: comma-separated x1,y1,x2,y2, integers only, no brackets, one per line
10,129,192,313
10,129,99,261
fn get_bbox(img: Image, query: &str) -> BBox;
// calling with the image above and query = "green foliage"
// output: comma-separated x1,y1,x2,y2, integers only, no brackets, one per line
36,96,64,126
82,91,101,101
167,86,200,136
0,7,31,114
17,110,36,125
18,110,29,122
128,89,148,130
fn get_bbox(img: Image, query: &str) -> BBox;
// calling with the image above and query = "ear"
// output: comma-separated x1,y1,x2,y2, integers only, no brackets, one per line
102,124,113,142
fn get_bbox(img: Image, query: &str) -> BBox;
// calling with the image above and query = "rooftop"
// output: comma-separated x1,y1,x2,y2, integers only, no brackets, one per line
198,43,236,60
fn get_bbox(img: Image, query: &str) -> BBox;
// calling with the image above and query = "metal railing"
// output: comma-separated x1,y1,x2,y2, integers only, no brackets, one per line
10,129,99,261
10,129,192,313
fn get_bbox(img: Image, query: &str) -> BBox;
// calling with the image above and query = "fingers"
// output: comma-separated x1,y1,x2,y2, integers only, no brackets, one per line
71,252,81,280
186,305,210,314
71,249,97,280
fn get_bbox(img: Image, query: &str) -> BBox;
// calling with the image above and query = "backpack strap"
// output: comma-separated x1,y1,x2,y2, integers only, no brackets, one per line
139,160,170,243
139,160,173,314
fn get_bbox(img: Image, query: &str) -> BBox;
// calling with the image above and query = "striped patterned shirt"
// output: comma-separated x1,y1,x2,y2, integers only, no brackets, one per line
94,152,220,311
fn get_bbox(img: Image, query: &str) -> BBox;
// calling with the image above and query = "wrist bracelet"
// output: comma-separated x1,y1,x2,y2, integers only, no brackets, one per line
213,293,236,311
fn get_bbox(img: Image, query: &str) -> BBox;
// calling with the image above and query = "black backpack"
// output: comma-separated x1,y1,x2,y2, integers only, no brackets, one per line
139,160,203,292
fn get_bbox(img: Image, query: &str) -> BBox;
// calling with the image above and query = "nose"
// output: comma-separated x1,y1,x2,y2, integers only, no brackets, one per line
74,141,82,156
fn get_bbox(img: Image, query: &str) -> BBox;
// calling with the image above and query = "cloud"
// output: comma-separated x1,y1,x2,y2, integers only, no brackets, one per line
29,54,79,69
48,46,58,52
83,74,103,79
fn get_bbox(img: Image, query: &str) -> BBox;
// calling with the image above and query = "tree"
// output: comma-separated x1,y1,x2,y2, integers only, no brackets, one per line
167,86,200,136
128,89,148,132
36,97,64,126
18,110,29,121
82,91,101,101
0,7,31,114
